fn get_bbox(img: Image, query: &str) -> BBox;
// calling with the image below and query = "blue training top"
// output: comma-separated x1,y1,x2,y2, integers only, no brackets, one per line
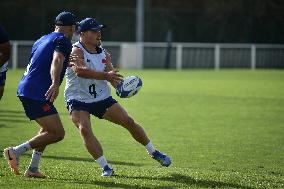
17,32,72,101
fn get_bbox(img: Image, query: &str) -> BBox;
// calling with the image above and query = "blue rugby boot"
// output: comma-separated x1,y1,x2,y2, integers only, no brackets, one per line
151,150,172,167
101,165,114,177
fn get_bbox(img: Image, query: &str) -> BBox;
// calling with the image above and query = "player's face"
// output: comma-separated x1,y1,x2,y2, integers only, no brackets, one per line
84,30,102,46
66,25,76,39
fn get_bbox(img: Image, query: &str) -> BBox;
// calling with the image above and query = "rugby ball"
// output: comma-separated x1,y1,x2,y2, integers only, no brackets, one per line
116,76,142,98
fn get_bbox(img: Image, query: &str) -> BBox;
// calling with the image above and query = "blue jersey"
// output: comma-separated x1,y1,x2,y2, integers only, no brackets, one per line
17,32,72,101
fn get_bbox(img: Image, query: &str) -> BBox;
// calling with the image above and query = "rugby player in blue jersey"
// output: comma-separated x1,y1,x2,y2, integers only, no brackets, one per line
0,24,11,100
3,11,76,178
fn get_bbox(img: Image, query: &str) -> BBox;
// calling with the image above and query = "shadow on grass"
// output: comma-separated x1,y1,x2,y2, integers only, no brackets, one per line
0,109,69,122
22,154,145,167
0,109,28,123
45,172,254,189
115,173,255,189
0,118,28,123
0,124,7,128
0,114,27,118
0,110,25,114
47,177,175,189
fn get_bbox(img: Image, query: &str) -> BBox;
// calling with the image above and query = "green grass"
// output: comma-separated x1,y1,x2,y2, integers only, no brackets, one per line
0,69,283,189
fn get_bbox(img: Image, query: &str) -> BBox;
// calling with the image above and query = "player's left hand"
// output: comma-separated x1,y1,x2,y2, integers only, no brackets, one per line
45,84,59,102
106,70,123,86
105,50,111,63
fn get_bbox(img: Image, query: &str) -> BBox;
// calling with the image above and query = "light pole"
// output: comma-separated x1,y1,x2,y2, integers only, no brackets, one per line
136,0,144,69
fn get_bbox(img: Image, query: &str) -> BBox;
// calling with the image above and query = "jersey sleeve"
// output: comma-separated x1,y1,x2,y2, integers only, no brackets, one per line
53,36,72,58
0,25,9,44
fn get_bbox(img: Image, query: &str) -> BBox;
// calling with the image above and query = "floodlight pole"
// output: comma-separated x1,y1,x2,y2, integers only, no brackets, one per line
136,0,144,69
136,0,144,42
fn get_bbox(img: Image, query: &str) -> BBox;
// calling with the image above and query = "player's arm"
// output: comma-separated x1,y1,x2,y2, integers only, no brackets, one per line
45,51,65,102
104,49,115,72
104,49,121,88
0,41,11,67
70,47,123,83
45,36,70,102
70,46,109,79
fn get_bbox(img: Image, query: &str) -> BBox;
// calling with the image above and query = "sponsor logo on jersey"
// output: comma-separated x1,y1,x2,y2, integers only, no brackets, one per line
42,104,51,112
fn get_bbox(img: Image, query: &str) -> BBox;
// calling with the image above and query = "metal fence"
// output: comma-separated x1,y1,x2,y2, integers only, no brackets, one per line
8,41,284,69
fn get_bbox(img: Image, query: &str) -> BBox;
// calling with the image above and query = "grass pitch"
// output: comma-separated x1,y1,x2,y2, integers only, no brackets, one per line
0,69,283,189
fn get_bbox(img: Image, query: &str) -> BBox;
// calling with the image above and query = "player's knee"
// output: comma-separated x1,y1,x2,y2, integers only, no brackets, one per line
71,116,80,125
52,128,65,142
38,128,47,134
72,116,87,127
123,116,136,129
57,129,65,141
78,124,91,137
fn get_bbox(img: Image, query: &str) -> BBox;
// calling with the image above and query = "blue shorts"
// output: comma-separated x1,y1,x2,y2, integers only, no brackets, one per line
19,96,58,120
0,71,7,86
66,96,118,119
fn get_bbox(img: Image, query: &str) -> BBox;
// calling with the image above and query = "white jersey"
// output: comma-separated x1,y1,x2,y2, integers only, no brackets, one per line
64,42,111,103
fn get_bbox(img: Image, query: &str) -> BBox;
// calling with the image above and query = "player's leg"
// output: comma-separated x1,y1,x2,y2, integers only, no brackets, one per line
103,103,150,145
70,109,113,176
0,86,4,100
3,114,64,176
20,113,63,179
103,102,171,167
29,114,65,148
0,71,7,100
24,128,46,178
11,128,47,175
4,97,65,176
71,110,103,159
24,114,65,178
17,114,64,178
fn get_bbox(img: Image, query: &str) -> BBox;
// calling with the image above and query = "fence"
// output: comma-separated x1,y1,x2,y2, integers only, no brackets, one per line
8,41,284,69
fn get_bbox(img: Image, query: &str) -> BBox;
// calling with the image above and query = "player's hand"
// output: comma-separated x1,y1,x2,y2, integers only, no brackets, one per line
106,70,123,86
69,54,85,67
105,50,111,63
45,83,59,102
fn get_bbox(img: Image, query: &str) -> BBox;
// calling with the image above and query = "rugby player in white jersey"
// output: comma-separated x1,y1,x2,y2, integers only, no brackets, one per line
65,18,171,176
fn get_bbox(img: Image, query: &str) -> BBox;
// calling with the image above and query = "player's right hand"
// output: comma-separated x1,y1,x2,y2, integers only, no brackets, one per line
45,84,59,102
